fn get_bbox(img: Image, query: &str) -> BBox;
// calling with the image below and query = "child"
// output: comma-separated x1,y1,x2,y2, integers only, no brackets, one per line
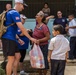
66,14,76,59
48,25,70,75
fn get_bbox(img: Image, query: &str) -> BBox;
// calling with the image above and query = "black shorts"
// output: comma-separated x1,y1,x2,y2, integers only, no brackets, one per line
2,38,19,57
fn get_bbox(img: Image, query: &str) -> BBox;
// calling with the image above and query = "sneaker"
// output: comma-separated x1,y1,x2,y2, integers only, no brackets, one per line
20,71,29,75
20,70,25,75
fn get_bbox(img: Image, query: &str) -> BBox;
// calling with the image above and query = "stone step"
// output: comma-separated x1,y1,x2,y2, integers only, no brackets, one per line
0,51,3,56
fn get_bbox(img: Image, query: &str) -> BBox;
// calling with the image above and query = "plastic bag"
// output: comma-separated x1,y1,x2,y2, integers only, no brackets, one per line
29,44,45,69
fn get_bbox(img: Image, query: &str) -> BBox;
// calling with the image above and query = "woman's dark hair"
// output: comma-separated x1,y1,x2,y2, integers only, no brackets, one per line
53,25,64,34
44,2,49,6
41,16,46,24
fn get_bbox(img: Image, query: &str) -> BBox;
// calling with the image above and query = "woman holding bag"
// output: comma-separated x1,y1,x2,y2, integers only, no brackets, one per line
33,11,50,75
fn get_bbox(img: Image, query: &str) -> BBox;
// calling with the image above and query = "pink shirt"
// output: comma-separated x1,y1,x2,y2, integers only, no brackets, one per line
33,24,50,45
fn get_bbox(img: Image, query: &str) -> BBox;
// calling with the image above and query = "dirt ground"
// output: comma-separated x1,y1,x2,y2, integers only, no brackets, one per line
21,61,76,75
0,54,76,75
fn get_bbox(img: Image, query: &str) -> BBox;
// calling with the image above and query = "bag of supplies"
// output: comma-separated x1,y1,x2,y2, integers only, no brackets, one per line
29,44,45,69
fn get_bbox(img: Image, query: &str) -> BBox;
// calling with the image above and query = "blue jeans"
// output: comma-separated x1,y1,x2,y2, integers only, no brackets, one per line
50,59,66,75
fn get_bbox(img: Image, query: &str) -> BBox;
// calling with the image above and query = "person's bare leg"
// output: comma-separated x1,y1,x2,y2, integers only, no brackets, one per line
13,52,21,75
43,70,47,75
19,62,24,71
6,56,15,75
38,69,43,75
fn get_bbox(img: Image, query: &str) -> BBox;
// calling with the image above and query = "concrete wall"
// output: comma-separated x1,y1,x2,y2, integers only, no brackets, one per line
24,19,54,38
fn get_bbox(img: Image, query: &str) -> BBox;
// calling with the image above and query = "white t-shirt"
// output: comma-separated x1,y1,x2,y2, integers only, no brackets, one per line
48,35,70,60
69,19,76,37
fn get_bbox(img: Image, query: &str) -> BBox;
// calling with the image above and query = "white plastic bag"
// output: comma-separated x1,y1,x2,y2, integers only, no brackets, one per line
29,44,45,69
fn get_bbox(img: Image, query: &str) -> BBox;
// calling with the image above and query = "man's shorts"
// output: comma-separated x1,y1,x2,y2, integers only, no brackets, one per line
2,38,19,57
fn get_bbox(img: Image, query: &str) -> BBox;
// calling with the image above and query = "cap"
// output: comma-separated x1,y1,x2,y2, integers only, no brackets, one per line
38,11,44,17
20,14,27,19
15,0,28,7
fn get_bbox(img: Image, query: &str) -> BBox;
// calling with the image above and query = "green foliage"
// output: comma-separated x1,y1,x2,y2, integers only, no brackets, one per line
0,66,5,75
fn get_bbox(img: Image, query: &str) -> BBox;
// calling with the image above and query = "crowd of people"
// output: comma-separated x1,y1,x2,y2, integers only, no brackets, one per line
0,0,76,75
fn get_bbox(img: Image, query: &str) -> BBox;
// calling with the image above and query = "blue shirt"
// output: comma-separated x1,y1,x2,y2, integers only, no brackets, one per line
2,9,21,41
16,28,29,49
53,17,68,34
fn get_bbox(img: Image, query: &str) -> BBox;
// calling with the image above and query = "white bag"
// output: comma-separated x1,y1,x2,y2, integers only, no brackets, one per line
29,44,45,69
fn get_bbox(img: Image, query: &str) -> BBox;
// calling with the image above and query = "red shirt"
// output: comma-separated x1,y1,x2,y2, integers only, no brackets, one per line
33,24,50,45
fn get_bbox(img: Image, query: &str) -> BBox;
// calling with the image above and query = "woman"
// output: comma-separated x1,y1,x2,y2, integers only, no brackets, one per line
16,14,29,75
42,2,50,18
33,11,50,75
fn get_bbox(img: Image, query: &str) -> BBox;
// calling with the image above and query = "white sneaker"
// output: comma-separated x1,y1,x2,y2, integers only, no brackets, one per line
20,71,29,75
20,70,25,75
